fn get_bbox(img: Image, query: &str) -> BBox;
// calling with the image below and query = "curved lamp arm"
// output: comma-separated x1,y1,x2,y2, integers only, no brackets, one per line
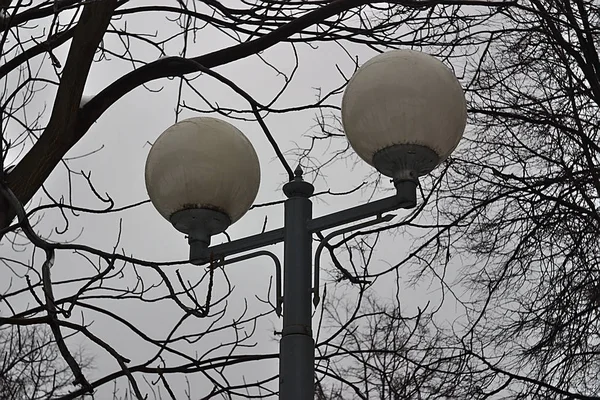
217,250,282,317
312,214,395,306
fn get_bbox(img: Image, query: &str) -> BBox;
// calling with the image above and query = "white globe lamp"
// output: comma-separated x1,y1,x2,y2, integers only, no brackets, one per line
145,117,260,260
341,49,467,205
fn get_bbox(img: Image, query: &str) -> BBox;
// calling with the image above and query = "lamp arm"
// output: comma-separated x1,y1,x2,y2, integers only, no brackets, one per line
307,184,414,233
203,181,415,260
200,227,284,262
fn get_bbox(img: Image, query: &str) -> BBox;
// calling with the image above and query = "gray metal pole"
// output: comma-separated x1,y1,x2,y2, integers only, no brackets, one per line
280,167,315,400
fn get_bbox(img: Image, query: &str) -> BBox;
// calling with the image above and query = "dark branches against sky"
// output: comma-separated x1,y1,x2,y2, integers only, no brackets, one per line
3,0,600,399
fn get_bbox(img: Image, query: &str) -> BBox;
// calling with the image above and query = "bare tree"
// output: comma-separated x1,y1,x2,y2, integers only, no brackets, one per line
316,292,453,399
13,0,600,399
0,323,91,399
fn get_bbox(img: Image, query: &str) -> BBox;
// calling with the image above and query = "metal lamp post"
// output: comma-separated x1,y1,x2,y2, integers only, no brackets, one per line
144,50,467,400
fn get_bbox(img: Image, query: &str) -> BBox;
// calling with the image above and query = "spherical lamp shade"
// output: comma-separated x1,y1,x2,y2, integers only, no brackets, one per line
341,50,467,179
145,117,260,227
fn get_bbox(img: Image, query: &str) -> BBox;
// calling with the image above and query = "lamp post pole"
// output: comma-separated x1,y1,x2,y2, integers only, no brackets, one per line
169,173,415,399
280,168,315,400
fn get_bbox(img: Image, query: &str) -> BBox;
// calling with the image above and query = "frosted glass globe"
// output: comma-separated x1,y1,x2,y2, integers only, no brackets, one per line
341,50,467,176
145,117,260,225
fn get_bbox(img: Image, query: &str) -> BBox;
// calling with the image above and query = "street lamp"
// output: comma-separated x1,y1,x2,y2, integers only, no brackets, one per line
145,49,466,400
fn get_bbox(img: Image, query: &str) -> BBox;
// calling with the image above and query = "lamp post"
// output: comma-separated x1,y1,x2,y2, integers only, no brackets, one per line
144,50,467,399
